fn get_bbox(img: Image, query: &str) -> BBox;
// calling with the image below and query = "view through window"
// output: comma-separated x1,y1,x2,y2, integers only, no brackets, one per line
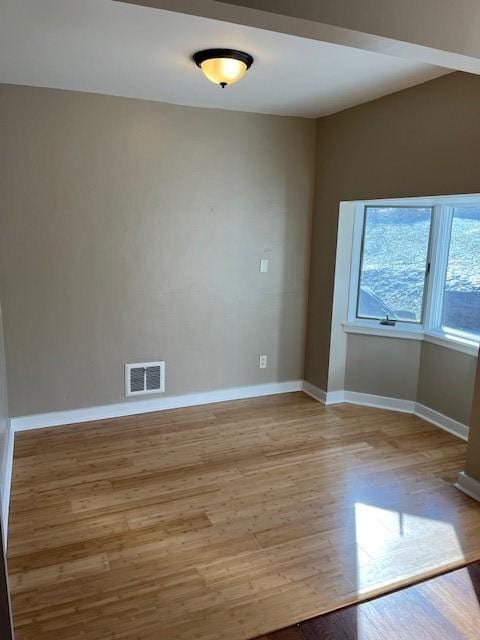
357,207,432,323
442,207,480,336
355,203,480,340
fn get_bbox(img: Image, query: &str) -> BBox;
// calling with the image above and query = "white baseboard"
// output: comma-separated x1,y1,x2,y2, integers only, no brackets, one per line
301,383,350,406
455,471,480,502
340,392,468,440
5,380,469,542
414,403,469,441
325,390,345,405
302,384,469,441
11,380,304,432
1,421,14,541
306,387,416,415
301,381,327,403
343,391,416,413
12,382,468,441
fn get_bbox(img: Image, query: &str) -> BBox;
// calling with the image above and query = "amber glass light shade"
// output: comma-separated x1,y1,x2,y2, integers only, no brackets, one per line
200,57,248,86
193,49,254,88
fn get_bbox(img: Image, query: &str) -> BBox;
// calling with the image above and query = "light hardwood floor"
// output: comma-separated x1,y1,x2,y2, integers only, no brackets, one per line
259,561,480,639
7,393,480,640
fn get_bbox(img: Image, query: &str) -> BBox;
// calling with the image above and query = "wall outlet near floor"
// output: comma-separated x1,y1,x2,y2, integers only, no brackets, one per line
259,258,269,273
259,355,268,369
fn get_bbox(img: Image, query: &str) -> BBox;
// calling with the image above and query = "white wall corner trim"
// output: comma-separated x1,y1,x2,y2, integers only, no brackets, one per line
11,380,304,432
1,420,14,539
414,402,469,441
325,390,345,405
302,381,327,403
455,471,480,503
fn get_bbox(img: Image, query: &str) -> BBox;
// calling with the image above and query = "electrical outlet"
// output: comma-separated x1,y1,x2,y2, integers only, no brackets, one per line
259,355,268,369
259,258,269,273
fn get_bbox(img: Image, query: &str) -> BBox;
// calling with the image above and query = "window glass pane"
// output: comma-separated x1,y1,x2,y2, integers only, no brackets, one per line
442,207,480,337
357,207,432,323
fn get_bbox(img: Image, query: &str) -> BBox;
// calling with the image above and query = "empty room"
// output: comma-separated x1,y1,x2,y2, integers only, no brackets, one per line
1,1,480,639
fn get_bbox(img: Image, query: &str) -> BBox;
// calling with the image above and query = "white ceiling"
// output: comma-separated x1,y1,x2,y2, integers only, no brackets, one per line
0,0,449,118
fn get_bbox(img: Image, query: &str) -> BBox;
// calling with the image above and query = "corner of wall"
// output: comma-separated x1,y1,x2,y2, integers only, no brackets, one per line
0,421,13,540
465,356,480,484
303,117,340,392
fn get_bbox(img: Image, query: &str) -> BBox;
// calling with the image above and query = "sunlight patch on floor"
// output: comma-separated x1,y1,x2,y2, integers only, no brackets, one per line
354,501,467,594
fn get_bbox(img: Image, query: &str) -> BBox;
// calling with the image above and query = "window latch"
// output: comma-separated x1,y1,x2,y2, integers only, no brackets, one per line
380,314,396,326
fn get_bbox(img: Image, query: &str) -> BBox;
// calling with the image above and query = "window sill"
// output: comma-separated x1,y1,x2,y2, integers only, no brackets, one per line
343,322,479,356
423,330,479,357
342,321,423,341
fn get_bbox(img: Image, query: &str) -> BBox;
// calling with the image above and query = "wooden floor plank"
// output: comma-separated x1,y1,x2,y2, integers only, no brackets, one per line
257,561,480,640
7,392,480,640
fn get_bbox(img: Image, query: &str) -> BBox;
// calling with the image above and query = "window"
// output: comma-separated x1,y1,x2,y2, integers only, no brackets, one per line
442,207,480,337
357,207,432,323
349,197,480,348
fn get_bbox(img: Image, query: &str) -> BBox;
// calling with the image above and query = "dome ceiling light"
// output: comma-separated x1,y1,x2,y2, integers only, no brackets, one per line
193,48,254,88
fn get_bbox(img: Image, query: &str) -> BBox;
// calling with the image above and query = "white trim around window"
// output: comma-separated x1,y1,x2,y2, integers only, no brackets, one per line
343,322,478,356
345,194,480,357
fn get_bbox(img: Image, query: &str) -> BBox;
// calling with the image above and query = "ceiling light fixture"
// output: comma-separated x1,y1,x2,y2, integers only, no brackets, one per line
193,48,254,88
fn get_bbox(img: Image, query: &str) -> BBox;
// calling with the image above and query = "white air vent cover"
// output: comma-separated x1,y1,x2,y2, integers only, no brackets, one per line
125,361,165,396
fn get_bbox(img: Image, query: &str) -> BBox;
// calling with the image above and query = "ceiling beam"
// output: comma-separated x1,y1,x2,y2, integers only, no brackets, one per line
116,0,480,74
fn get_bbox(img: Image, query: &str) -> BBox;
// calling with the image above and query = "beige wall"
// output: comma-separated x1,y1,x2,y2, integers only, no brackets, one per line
417,342,476,425
343,335,476,423
345,335,421,401
0,84,316,416
466,357,480,482
0,74,478,425
306,72,480,394
0,303,8,513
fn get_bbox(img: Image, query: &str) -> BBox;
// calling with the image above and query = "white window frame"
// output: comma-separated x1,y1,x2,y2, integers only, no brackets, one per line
344,194,480,356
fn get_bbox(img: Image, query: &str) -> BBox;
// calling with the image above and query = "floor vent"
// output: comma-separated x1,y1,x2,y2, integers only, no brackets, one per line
125,361,165,396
